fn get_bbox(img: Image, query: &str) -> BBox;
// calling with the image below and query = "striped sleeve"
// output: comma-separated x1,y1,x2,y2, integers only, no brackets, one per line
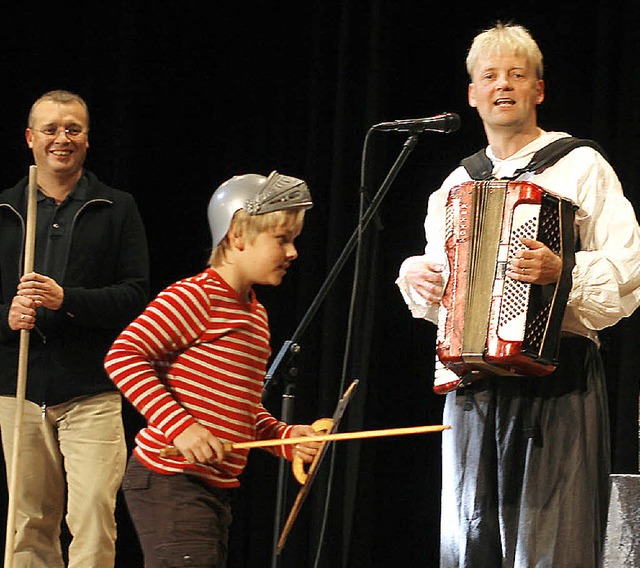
104,279,211,441
256,405,295,460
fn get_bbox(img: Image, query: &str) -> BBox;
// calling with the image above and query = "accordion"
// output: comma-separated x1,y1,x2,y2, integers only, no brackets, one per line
434,180,577,395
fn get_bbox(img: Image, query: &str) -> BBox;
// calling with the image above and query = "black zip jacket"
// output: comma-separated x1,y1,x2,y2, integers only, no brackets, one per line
0,170,149,406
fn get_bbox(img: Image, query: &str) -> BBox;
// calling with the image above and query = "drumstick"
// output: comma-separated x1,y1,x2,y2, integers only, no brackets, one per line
159,424,450,457
4,166,38,568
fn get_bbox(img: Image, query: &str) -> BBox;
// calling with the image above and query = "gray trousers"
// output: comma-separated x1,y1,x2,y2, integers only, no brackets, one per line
440,337,610,568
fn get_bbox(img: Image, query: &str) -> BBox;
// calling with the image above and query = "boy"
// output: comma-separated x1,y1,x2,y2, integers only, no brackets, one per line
105,171,317,567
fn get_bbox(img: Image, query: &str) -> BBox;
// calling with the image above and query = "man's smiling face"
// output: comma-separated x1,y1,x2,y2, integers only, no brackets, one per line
25,99,89,179
468,53,545,133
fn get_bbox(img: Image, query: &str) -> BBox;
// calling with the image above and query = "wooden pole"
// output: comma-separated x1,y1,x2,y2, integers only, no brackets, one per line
4,165,38,567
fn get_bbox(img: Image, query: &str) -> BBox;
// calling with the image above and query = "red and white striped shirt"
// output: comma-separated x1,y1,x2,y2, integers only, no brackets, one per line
104,268,294,488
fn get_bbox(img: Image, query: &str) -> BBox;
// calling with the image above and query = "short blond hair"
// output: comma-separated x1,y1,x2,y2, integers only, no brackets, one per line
466,22,544,80
28,89,90,129
208,208,306,267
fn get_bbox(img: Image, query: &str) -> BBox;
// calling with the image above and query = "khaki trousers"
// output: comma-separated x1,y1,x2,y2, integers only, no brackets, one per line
0,392,127,568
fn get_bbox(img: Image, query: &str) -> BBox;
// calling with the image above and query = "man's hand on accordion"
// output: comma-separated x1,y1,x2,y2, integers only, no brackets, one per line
404,259,445,305
507,237,562,285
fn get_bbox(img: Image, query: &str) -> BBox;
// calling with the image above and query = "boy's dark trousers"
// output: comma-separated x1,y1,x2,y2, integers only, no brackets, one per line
122,455,233,567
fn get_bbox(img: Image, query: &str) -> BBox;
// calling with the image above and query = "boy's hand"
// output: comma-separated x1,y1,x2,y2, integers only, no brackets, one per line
172,423,225,465
289,424,321,464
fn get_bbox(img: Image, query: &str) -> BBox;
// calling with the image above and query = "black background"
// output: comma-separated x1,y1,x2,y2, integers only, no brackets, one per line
1,2,639,567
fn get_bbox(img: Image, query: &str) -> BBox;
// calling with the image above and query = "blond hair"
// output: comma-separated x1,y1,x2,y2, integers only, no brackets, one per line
466,22,544,80
208,208,306,267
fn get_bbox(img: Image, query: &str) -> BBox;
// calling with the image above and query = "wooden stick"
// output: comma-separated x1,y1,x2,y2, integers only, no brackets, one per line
159,424,450,458
4,166,38,568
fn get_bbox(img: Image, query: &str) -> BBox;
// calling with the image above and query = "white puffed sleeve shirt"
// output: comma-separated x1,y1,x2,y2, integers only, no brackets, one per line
397,131,640,348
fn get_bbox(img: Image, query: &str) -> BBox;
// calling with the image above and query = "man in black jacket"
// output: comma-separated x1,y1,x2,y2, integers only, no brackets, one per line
0,90,149,567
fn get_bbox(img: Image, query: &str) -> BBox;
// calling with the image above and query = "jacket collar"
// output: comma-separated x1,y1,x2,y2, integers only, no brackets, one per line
1,169,111,210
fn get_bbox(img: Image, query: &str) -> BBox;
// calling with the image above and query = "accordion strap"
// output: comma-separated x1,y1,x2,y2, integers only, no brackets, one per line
460,137,607,181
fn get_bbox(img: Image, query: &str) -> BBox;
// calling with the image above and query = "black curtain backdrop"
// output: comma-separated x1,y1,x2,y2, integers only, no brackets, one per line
1,2,639,567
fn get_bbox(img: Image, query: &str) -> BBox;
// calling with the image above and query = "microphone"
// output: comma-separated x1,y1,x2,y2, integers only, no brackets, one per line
372,112,461,134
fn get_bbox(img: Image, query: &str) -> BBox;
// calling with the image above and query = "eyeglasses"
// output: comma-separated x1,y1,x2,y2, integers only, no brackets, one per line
34,126,87,138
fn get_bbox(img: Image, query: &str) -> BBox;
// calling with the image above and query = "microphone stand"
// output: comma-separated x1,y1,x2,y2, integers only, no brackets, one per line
266,131,421,568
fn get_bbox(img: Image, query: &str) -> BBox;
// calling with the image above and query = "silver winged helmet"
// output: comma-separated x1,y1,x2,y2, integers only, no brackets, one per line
207,171,313,247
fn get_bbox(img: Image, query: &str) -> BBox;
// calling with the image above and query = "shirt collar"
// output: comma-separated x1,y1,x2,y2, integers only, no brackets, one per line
37,171,88,203
486,131,571,165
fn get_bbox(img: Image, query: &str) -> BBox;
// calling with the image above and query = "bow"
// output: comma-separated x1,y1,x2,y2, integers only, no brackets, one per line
158,379,449,554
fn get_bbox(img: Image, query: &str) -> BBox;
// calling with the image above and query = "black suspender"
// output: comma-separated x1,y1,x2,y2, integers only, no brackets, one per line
460,137,606,181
